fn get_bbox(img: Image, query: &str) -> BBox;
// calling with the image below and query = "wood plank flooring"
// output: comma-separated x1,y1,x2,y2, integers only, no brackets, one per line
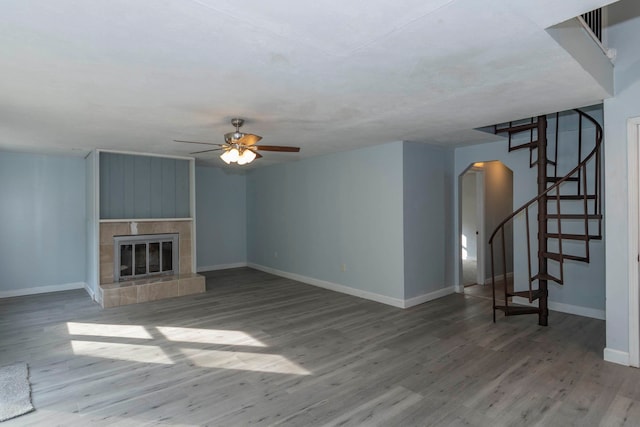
0,267,638,426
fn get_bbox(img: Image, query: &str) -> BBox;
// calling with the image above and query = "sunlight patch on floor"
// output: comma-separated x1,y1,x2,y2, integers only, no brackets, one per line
66,322,153,339
180,348,311,375
156,326,266,347
66,322,308,375
71,340,174,364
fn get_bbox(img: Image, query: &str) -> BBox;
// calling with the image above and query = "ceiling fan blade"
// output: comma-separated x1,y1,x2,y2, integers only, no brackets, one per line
239,133,262,146
255,145,300,152
175,139,222,146
254,152,263,159
190,148,224,154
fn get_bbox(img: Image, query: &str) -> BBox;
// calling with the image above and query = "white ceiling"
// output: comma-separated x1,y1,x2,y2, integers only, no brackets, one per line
0,0,617,167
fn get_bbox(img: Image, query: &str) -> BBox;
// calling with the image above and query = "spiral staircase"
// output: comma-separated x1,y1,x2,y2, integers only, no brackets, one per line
489,109,603,326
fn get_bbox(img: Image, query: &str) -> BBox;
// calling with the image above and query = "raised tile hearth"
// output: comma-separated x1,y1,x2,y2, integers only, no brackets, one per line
100,273,205,308
99,220,204,308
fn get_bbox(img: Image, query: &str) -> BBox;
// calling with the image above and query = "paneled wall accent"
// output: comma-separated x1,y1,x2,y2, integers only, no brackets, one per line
100,153,190,219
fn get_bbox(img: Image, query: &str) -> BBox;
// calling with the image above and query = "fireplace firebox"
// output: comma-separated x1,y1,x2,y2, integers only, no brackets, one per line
113,233,179,282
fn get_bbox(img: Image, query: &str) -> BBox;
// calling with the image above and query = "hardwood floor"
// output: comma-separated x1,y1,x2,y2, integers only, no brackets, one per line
0,267,638,426
464,280,510,303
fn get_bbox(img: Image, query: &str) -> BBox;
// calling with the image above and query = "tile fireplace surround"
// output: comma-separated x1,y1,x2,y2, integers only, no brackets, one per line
99,220,205,308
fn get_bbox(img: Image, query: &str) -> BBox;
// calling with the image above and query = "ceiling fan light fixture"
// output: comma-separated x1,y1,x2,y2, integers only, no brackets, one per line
236,149,256,165
220,147,240,164
228,148,240,162
242,149,257,163
220,150,233,164
221,147,257,165
176,117,299,165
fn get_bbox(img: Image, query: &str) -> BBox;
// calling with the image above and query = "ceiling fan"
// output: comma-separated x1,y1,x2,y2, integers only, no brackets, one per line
175,118,300,165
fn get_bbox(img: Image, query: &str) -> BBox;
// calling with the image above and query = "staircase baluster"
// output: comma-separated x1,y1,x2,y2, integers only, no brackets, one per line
577,114,583,196
526,207,533,301
556,186,564,285
554,112,560,179
582,164,591,262
596,132,603,237
491,239,496,323
502,227,508,305
530,117,535,167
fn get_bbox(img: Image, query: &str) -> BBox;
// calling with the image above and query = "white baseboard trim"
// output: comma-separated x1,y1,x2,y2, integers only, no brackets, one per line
604,348,630,366
512,296,605,320
84,283,96,301
484,271,513,285
197,262,248,272
404,287,456,308
248,263,455,309
0,282,87,299
248,263,407,308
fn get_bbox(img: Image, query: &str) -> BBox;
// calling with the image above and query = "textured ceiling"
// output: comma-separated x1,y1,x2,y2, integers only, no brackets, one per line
0,0,617,167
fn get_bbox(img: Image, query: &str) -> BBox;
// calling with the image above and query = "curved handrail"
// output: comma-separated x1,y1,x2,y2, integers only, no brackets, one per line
488,109,602,245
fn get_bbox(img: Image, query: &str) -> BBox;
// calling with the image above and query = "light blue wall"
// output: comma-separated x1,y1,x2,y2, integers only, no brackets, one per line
246,142,405,300
195,166,247,269
603,0,640,354
100,153,190,219
455,109,605,312
402,142,453,299
0,151,86,292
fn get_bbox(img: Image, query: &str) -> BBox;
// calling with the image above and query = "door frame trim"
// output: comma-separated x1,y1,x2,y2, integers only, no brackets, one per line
458,165,477,291
458,164,486,291
628,117,640,368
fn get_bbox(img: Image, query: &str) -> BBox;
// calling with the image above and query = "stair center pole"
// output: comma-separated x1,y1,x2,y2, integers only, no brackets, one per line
537,115,549,326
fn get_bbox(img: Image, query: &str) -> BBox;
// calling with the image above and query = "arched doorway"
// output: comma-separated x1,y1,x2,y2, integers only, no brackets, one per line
459,161,514,299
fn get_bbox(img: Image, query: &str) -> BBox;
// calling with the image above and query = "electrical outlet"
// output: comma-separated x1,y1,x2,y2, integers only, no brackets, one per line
341,263,347,272
274,251,278,258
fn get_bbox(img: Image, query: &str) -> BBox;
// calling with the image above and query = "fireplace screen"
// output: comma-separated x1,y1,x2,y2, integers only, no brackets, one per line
114,233,179,282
